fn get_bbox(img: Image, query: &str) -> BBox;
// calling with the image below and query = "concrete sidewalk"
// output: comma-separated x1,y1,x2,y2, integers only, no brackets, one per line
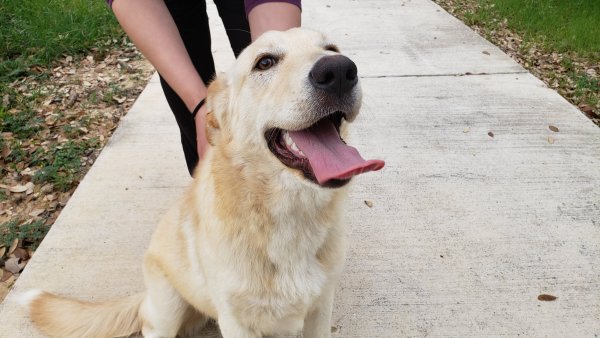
1,0,599,336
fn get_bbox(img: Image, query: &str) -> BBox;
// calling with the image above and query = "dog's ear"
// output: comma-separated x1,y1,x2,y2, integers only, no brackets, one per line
204,75,228,146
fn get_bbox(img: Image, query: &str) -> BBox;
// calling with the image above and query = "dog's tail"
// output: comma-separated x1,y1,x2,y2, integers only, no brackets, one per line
20,289,144,338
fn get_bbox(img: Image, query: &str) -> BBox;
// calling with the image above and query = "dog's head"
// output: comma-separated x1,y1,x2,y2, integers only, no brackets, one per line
205,28,383,189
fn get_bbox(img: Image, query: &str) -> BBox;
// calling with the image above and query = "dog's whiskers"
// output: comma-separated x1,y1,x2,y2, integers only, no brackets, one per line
265,129,278,143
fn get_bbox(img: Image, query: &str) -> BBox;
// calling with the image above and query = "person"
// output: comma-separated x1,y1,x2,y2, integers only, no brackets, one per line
108,0,301,175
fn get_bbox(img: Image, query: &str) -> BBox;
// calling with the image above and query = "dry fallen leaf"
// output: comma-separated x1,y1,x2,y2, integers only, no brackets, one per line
66,91,79,108
29,209,45,218
537,294,557,301
364,200,374,208
40,184,54,194
118,60,135,73
8,182,34,194
59,192,71,206
1,145,10,158
0,269,13,283
26,182,35,195
113,96,126,104
7,239,18,256
20,167,35,176
12,247,30,261
548,125,559,132
579,104,595,114
547,136,554,144
4,257,26,274
8,184,28,193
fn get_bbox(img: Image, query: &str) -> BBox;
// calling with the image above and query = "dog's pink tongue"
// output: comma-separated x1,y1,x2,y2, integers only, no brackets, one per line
289,119,385,185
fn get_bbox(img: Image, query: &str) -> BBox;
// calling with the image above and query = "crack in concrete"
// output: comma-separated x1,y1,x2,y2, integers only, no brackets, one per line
360,71,528,79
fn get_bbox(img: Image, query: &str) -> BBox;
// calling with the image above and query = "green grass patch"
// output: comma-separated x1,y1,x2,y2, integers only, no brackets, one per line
0,219,49,250
0,0,122,83
477,0,600,59
33,139,100,192
0,108,43,139
5,141,27,164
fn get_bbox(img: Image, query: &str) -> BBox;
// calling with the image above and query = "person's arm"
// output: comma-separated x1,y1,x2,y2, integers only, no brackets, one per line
112,0,210,157
112,0,206,112
247,2,301,41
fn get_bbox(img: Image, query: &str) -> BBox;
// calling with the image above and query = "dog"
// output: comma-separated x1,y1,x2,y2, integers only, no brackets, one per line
21,28,384,338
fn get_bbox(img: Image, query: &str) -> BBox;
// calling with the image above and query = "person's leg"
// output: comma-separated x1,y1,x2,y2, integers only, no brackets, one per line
246,1,301,41
160,0,216,175
213,0,252,57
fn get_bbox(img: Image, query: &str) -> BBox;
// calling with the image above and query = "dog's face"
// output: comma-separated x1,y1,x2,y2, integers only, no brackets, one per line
205,28,383,189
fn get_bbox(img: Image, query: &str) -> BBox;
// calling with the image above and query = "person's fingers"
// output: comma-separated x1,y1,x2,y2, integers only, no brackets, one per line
195,104,210,160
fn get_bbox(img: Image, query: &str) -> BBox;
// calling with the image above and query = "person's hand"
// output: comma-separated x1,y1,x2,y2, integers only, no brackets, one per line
194,103,209,160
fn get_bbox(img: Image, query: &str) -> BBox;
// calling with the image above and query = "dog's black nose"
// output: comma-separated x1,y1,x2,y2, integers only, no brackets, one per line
309,55,358,97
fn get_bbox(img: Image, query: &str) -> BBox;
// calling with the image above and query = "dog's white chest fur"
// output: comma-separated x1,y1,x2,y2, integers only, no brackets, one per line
197,183,342,335
253,220,330,333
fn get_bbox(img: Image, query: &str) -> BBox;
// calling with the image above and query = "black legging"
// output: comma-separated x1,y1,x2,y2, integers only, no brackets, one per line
160,0,251,175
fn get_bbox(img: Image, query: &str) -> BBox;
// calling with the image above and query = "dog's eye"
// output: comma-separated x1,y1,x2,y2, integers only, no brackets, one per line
255,56,277,71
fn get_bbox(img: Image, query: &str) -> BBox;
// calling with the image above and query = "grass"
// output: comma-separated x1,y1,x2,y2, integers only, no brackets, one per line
33,139,100,192
1,219,49,250
0,0,122,83
468,0,600,60
0,108,43,139
0,0,124,252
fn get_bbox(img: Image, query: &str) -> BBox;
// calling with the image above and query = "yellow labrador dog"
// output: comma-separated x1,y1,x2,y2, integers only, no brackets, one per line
21,28,384,338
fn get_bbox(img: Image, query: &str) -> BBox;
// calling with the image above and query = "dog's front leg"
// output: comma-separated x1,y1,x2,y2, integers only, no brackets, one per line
218,313,261,338
303,284,335,338
140,256,191,338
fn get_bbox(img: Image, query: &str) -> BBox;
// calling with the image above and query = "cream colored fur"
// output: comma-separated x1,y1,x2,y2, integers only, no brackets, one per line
22,28,362,338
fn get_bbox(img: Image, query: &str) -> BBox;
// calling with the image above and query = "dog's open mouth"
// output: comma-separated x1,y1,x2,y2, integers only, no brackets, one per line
266,112,385,188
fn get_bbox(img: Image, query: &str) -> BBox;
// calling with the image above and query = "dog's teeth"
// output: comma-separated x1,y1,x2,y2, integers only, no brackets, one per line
284,131,293,146
283,131,305,157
